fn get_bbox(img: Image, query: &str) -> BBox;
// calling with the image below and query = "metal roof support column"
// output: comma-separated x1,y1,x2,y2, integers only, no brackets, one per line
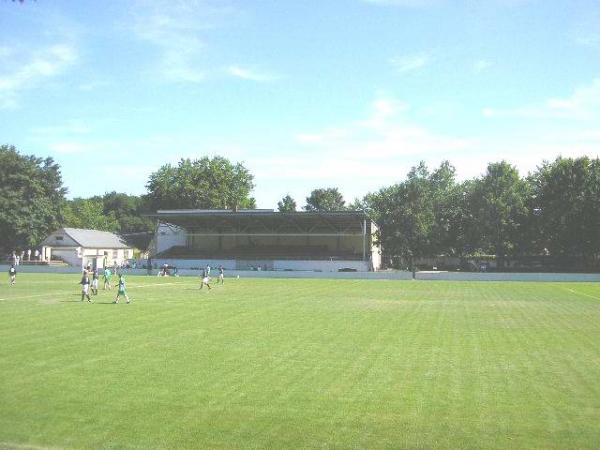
362,218,367,262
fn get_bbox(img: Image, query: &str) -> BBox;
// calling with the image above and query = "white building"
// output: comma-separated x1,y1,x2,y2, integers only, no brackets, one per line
41,228,134,269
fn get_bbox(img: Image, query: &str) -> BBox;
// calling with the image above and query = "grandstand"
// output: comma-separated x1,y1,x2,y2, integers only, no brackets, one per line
148,209,381,272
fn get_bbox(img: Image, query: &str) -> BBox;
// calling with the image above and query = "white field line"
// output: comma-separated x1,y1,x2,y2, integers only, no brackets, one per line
565,287,600,301
0,293,58,301
0,442,57,450
0,281,207,301
131,282,199,288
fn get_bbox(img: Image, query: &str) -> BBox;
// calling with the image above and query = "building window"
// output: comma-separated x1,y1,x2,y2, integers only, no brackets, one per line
124,250,130,259
56,236,63,241
113,250,118,259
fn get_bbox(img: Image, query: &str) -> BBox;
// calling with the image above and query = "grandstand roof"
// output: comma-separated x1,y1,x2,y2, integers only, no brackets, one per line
152,209,366,217
147,210,373,234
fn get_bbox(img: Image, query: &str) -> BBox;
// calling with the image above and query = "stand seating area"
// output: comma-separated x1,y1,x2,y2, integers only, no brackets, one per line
155,245,362,261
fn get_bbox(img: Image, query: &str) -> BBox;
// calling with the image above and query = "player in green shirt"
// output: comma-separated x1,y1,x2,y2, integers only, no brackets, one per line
114,274,130,304
103,267,112,290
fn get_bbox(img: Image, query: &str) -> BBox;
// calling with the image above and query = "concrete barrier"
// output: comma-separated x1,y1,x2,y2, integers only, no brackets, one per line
415,271,600,282
0,264,412,280
2,265,599,282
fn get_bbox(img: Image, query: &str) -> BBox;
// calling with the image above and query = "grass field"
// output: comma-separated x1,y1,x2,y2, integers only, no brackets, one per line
1,273,600,449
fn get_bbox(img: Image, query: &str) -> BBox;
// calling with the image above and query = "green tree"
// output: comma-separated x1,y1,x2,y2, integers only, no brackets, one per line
146,157,255,210
102,192,154,233
470,161,529,267
63,198,120,232
428,161,461,256
347,198,369,211
0,145,67,252
362,161,475,268
365,162,436,268
304,188,345,211
531,156,600,268
277,194,297,212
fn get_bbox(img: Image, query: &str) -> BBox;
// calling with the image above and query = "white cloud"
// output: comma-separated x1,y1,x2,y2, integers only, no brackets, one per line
575,34,600,48
483,78,600,120
129,0,235,83
363,0,443,6
473,59,493,73
296,128,350,144
363,0,531,6
572,12,600,49
48,141,109,155
358,98,410,130
31,120,92,136
78,80,111,92
389,53,430,74
272,96,475,198
261,89,600,205
227,65,279,82
0,44,77,108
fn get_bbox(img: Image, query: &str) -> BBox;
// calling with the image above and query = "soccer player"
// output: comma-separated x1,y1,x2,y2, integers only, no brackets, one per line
218,265,224,284
80,270,92,302
200,267,211,290
205,264,211,276
8,264,16,285
91,269,99,295
114,274,130,304
103,267,112,290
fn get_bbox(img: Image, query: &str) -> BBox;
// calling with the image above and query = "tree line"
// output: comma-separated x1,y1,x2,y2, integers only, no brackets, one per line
2,144,599,270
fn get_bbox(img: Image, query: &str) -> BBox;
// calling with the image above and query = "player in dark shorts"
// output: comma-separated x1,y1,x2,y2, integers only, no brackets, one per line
9,264,16,285
80,270,92,302
200,267,211,290
91,269,99,295
218,265,224,284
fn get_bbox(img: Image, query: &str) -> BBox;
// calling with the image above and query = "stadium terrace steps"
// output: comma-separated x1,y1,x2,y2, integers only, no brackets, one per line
154,245,363,261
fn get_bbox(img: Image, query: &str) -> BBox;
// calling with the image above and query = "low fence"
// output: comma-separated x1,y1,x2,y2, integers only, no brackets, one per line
146,258,369,272
3,264,600,281
0,264,412,281
415,271,600,282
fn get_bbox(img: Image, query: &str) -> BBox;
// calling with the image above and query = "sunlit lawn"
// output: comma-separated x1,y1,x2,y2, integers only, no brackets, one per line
1,273,599,449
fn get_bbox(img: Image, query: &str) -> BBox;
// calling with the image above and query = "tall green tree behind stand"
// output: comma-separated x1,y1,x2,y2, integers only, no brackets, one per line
146,156,256,210
0,145,67,252
530,156,600,271
63,197,120,232
62,193,154,235
277,194,297,212
363,161,460,269
304,187,346,211
101,192,154,235
469,161,530,270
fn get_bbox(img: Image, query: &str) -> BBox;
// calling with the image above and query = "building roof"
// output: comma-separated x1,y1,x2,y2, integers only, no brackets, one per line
147,209,373,234
151,209,368,219
57,228,131,249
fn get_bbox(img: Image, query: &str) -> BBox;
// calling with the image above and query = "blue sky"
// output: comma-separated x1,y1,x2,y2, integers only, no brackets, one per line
1,0,599,208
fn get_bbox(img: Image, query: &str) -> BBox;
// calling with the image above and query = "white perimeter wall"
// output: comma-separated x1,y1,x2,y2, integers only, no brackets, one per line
149,258,369,272
415,271,600,282
0,264,410,280
4,264,600,282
